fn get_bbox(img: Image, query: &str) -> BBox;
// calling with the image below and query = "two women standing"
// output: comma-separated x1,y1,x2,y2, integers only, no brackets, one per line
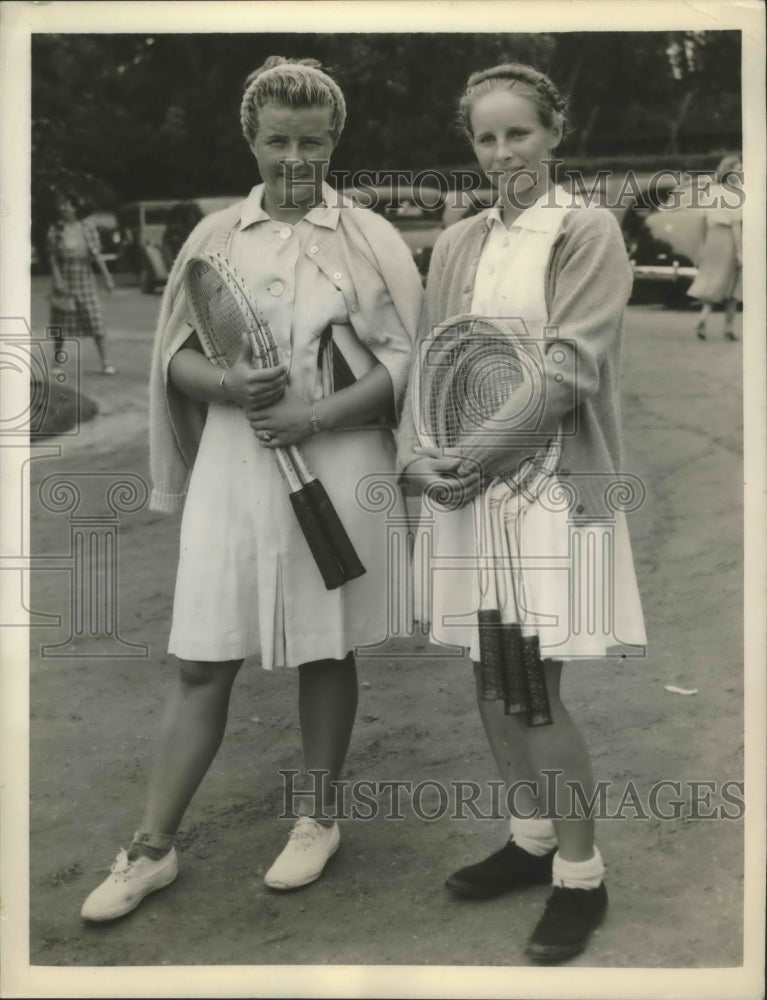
81,58,645,966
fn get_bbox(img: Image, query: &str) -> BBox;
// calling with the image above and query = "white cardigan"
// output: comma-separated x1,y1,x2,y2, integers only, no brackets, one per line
148,192,423,513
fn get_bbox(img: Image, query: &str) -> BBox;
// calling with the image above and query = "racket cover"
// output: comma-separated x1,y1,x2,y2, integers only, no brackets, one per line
521,635,553,727
501,623,529,716
477,610,506,701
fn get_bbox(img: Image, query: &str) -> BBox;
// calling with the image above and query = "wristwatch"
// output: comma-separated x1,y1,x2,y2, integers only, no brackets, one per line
309,404,321,434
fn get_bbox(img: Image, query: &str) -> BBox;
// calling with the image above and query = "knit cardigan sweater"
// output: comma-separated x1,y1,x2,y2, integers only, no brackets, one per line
395,205,634,519
149,196,423,513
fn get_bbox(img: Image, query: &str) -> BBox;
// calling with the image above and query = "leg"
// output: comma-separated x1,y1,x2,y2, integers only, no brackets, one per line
696,302,712,338
473,662,540,819
81,657,243,921
263,652,356,891
137,657,243,837
449,660,596,893
474,660,596,857
297,651,358,819
723,297,738,339
524,661,595,861
92,334,116,373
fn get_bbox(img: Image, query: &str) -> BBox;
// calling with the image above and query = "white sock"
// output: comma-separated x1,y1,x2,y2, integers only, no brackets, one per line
509,817,558,856
552,847,605,890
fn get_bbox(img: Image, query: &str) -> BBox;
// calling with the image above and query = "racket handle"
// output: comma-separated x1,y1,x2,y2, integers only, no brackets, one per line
501,623,529,715
301,479,367,583
477,610,505,700
288,490,347,591
521,635,553,727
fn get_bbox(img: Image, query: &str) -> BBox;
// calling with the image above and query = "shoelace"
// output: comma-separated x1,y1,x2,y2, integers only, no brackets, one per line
287,817,333,845
109,849,135,880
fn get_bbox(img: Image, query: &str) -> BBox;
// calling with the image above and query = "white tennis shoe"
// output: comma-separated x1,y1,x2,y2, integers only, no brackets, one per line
80,847,178,921
264,817,340,890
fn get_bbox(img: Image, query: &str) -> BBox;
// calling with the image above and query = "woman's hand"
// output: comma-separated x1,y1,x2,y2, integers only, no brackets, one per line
401,447,483,509
247,387,314,447
104,274,116,294
223,352,288,412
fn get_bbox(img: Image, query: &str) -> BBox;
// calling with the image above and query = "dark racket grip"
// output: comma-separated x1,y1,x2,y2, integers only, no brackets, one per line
302,479,366,582
501,623,529,715
521,635,553,727
288,490,347,590
477,610,506,700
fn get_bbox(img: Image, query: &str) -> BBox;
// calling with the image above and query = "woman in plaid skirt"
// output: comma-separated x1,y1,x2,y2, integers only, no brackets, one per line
46,194,117,375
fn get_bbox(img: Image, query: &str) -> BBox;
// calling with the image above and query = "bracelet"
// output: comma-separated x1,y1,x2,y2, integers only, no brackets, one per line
219,371,231,402
308,404,321,434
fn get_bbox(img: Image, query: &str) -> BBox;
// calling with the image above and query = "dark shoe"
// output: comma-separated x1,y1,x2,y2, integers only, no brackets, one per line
695,321,707,340
525,883,608,964
724,330,737,341
445,840,555,899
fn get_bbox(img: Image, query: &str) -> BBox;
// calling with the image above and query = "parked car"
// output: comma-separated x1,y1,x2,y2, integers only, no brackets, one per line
86,210,123,267
117,199,179,292
443,171,709,307
619,176,707,307
118,196,242,293
344,183,447,278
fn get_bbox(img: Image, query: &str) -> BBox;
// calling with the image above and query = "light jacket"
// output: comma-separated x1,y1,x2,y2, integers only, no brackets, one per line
395,204,635,519
148,189,423,513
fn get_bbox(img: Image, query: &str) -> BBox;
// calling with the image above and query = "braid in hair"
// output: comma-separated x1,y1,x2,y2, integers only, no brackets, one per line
458,62,568,139
240,56,346,145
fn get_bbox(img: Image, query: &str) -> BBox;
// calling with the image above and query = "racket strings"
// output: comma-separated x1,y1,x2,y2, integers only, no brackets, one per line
186,259,279,369
422,332,529,451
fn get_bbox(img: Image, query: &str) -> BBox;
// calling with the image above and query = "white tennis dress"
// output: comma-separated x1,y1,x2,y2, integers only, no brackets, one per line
415,188,647,661
168,191,406,669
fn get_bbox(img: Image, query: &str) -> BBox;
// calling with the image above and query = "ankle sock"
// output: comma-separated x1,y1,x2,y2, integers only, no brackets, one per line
127,830,175,862
510,817,558,856
552,847,605,890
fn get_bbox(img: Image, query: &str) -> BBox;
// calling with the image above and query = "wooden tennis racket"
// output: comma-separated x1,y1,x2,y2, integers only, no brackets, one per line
184,250,366,591
413,313,560,723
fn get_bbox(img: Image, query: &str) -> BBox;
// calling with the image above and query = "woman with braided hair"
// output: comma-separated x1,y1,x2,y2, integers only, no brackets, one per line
81,56,422,921
398,61,646,964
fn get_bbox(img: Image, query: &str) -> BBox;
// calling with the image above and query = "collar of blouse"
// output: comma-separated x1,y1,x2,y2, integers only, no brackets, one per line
238,181,340,232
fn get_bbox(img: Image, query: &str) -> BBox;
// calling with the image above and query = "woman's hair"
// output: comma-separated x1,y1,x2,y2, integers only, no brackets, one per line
458,62,568,140
715,152,742,183
54,192,86,220
240,56,346,145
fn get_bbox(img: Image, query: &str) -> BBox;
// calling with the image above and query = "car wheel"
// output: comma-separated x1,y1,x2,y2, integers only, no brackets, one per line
139,265,155,294
662,284,691,310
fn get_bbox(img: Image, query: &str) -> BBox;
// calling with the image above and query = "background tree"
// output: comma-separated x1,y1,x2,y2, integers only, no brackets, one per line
31,30,742,246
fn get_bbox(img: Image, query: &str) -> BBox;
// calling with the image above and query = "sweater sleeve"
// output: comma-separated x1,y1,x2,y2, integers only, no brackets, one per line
147,212,235,512
394,227,451,473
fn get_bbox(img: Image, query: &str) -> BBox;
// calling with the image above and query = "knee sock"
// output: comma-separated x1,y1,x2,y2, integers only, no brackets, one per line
509,816,558,856
552,847,605,890
128,830,175,862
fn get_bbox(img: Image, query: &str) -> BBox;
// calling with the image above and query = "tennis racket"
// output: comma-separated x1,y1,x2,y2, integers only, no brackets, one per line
498,446,561,726
184,250,366,591
413,313,560,722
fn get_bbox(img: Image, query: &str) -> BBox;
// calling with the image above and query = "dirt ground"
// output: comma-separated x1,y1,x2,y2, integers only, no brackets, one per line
24,279,747,972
